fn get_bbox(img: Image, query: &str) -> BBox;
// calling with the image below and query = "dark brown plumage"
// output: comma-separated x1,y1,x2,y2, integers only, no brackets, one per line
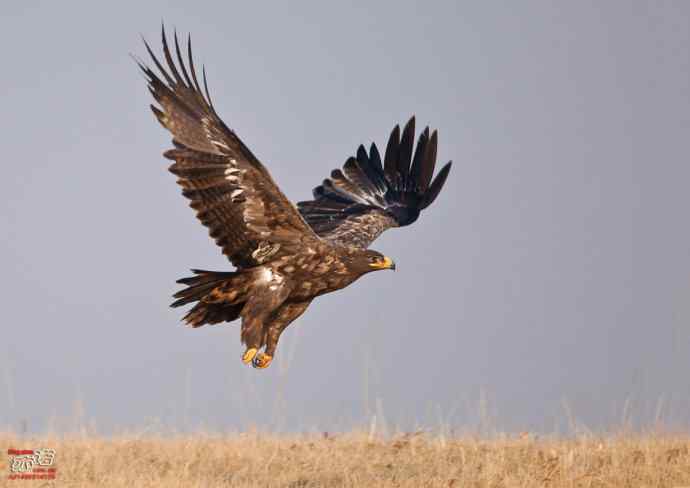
297,117,452,249
138,27,452,368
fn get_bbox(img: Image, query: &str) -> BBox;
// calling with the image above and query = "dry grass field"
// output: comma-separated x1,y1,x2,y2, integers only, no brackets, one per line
1,432,689,487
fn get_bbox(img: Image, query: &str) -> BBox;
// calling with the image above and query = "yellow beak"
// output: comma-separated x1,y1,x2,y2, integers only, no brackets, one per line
370,256,396,271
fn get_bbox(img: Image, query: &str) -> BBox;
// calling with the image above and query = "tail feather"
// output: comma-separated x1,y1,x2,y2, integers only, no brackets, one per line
172,269,250,328
171,269,236,307
182,301,245,327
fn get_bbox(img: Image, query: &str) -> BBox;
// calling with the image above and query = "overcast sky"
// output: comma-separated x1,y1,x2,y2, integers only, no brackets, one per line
1,1,689,435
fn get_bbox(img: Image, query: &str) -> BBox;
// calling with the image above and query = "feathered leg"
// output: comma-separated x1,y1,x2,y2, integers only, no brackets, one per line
252,300,312,369
239,280,291,365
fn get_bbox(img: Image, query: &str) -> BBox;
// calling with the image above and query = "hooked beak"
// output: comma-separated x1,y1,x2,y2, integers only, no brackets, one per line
370,256,396,271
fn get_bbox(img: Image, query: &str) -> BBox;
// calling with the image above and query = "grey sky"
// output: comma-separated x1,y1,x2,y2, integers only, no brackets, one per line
1,1,689,435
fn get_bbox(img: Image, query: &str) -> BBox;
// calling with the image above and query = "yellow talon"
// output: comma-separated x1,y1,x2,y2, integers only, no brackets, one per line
252,353,273,369
242,348,258,364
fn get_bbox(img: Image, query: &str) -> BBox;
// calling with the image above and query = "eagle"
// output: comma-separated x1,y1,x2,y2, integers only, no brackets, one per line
137,27,452,369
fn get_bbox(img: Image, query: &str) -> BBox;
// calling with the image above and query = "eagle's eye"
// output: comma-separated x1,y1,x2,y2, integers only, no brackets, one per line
367,255,396,270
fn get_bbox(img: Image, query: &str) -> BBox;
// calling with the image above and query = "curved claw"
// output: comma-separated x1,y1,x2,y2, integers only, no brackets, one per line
242,348,258,364
252,353,273,369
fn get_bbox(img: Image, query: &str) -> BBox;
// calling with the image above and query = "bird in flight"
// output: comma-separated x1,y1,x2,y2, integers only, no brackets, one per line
137,27,452,369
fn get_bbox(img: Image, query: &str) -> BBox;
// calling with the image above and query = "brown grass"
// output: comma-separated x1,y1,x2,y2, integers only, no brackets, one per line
1,432,689,487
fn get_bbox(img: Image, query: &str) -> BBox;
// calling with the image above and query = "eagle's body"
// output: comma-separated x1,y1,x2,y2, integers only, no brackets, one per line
139,28,452,368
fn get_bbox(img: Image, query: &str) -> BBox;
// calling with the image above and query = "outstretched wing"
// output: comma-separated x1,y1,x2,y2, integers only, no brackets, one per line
297,117,452,248
138,27,317,268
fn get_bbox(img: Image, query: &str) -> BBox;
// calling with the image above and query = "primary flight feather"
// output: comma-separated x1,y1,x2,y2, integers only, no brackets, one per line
138,27,452,369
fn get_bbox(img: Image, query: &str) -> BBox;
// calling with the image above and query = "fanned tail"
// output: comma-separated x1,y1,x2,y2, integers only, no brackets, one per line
171,269,251,327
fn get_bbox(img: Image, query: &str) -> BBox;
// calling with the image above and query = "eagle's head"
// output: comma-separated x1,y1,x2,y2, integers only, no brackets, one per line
347,249,396,276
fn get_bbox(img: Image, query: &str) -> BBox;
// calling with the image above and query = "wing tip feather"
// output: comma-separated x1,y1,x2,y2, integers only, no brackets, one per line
300,118,453,240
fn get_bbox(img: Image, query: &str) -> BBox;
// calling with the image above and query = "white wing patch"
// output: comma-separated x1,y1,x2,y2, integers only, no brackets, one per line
222,161,247,202
251,241,281,263
202,117,230,152
224,166,242,183
260,267,273,282
258,267,285,290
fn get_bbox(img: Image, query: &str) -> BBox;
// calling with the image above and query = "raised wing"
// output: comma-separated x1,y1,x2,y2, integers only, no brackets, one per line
138,27,317,268
298,117,452,248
